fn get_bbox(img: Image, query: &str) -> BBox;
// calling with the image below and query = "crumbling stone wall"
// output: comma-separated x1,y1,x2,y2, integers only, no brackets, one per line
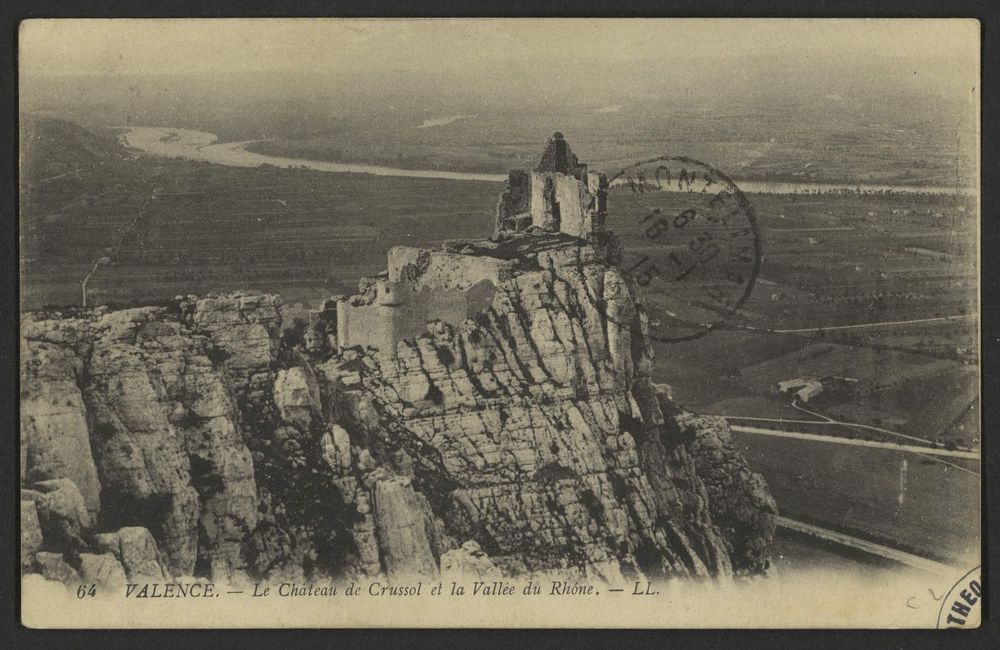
554,174,588,237
494,133,608,240
387,246,515,288
338,248,510,357
495,170,532,232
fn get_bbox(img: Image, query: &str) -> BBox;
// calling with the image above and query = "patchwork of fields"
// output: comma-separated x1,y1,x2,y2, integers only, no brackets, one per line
616,188,980,450
21,156,498,308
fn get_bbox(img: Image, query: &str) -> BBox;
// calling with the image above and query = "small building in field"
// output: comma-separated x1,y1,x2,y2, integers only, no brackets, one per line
794,382,824,402
776,377,825,402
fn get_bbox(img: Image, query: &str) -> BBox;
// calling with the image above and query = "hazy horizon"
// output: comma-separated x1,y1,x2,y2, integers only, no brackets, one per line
20,19,978,73
21,19,979,105
18,18,980,192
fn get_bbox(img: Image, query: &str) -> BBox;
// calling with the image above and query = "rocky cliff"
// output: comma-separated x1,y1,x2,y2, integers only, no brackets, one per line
21,232,776,589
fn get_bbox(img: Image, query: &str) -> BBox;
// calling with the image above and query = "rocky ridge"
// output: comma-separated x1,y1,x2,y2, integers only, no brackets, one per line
21,230,776,588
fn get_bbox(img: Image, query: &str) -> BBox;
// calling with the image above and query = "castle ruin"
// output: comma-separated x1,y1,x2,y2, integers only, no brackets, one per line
337,133,613,358
336,247,514,356
494,132,608,238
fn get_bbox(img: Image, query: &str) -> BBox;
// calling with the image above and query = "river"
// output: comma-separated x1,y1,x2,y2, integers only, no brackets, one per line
119,126,506,183
119,126,964,195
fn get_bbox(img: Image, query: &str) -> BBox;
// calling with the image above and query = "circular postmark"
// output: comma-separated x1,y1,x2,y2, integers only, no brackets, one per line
605,156,763,343
936,565,982,629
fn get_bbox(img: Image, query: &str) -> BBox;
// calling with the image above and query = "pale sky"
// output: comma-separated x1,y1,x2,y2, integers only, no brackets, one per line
20,18,980,77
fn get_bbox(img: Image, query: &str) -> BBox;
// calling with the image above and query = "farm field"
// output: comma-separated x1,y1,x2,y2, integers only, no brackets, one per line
619,185,979,449
732,431,980,565
21,141,499,308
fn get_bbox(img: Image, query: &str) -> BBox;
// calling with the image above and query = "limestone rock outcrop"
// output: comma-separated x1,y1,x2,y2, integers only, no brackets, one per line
441,541,502,581
20,136,774,587
21,233,775,587
21,500,43,570
78,552,128,590
662,400,778,575
94,527,172,581
35,552,81,584
22,478,93,551
20,338,101,513
319,237,741,579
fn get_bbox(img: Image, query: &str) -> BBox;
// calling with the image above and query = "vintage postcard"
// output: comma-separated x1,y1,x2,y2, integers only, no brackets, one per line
18,18,981,628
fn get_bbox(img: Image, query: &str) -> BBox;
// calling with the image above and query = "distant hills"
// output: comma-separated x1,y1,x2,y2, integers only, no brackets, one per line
20,116,127,181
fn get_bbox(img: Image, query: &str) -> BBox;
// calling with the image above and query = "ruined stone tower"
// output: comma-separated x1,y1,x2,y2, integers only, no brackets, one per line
494,132,608,239
337,133,619,359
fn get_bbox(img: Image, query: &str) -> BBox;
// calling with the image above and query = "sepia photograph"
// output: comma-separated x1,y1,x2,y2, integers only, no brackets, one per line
17,17,982,629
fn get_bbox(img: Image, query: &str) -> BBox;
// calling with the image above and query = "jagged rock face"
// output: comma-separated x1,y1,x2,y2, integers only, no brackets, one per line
324,241,735,579
20,339,101,513
372,478,443,581
21,304,260,581
82,307,258,579
22,478,93,552
21,500,43,570
663,403,778,576
20,238,774,586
